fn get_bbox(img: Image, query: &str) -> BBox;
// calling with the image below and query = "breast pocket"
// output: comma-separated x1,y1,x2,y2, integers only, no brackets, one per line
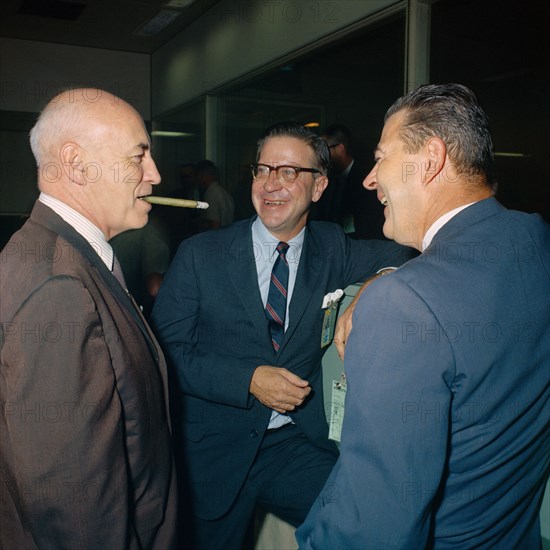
183,422,207,443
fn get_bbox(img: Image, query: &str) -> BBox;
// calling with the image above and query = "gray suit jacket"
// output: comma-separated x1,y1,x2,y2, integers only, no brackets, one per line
0,201,178,549
297,198,550,549
152,216,412,519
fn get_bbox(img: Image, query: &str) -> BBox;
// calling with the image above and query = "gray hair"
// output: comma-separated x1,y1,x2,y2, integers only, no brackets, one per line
30,91,81,167
29,88,115,167
385,83,496,189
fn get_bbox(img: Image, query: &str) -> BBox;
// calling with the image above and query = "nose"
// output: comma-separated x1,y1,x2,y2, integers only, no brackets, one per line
363,163,377,191
263,169,283,191
145,156,161,185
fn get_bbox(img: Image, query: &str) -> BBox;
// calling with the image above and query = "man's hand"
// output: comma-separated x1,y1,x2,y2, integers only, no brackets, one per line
334,268,397,360
250,366,311,413
333,303,354,361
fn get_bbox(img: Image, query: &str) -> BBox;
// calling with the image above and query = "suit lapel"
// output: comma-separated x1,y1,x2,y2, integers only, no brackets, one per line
281,225,323,352
223,221,326,356
225,220,272,337
427,197,503,249
31,201,158,357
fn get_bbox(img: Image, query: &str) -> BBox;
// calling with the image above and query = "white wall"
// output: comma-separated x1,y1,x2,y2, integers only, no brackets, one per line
0,37,151,118
152,0,400,117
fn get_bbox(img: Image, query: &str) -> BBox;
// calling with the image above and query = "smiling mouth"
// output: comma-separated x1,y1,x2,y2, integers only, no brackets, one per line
265,199,286,205
380,196,388,206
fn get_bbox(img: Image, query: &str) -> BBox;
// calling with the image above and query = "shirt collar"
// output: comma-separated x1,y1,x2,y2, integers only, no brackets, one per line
422,202,476,251
252,217,305,261
39,192,113,270
341,159,354,179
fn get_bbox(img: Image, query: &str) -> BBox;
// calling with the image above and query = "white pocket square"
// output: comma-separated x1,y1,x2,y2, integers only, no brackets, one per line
322,289,344,308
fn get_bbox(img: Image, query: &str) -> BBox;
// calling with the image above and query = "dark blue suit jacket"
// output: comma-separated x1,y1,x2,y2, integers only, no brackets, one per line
297,198,550,549
152,217,411,519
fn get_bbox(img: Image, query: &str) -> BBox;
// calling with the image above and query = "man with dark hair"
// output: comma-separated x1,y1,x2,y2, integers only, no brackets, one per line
313,123,386,239
156,162,200,254
297,84,550,548
152,121,414,549
195,159,234,230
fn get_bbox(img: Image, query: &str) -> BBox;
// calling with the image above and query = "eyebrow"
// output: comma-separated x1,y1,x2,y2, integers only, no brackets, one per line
131,142,151,154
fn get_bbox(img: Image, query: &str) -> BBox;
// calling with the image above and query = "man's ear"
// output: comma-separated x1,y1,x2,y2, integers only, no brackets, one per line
60,142,86,185
311,175,329,202
423,137,446,185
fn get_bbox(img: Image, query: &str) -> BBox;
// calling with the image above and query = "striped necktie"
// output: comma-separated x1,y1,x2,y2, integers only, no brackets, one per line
265,242,290,351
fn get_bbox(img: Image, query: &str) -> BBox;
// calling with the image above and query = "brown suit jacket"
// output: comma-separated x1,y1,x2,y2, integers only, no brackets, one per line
0,201,177,549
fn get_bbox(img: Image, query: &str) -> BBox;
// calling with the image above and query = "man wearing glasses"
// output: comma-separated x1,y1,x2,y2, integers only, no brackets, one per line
152,122,414,549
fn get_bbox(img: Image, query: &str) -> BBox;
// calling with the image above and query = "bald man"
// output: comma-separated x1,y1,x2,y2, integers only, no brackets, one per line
0,89,177,548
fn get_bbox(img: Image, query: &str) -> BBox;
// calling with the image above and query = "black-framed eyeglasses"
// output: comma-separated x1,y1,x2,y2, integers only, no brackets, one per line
328,143,340,149
250,163,321,184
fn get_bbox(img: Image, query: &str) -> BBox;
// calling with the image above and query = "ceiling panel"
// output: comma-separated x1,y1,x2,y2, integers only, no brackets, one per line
0,0,221,53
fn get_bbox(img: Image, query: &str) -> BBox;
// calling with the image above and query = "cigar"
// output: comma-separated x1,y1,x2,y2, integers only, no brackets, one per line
142,196,209,209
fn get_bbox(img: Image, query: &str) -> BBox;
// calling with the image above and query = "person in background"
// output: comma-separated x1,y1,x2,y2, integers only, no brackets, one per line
297,83,550,549
110,211,171,319
0,88,177,549
158,162,201,255
152,121,415,549
194,159,234,231
179,162,200,201
312,124,386,239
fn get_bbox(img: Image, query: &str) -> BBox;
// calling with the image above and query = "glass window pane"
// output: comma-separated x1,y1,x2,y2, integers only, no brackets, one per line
152,97,205,197
221,13,406,221
431,0,549,221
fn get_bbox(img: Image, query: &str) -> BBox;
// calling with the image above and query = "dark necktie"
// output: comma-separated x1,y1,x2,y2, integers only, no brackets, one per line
265,242,290,352
112,254,127,290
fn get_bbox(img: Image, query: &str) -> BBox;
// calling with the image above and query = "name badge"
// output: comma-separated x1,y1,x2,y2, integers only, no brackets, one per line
329,373,347,442
320,289,344,348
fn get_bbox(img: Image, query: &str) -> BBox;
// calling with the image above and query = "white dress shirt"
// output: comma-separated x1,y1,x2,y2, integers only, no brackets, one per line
252,217,305,429
39,192,114,270
422,202,476,251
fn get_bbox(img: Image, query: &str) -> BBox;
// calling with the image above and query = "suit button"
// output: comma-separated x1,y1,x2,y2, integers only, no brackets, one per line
250,429,258,438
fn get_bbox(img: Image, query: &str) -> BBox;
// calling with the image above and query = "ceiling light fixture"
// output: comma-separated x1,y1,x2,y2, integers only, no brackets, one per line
135,9,181,36
134,0,196,37
304,122,320,128
165,0,196,7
